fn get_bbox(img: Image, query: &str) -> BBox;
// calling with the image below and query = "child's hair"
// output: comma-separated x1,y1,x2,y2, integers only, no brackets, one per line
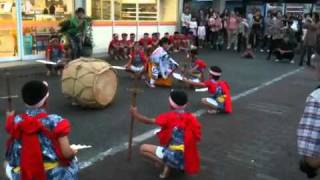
190,48,198,55
159,38,169,46
144,32,149,36
210,66,222,81
165,32,169,36
174,31,179,35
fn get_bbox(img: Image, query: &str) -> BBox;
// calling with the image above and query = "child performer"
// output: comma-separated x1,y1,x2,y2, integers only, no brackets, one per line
128,33,136,49
125,42,148,78
198,22,206,48
188,48,207,82
46,35,65,76
148,38,179,88
129,90,201,178
139,32,153,55
183,66,232,114
108,33,121,60
164,32,174,51
5,80,79,180
152,32,160,50
172,32,181,52
119,33,130,60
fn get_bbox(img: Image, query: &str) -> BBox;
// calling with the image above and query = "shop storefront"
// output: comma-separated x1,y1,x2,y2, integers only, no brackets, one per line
0,0,179,62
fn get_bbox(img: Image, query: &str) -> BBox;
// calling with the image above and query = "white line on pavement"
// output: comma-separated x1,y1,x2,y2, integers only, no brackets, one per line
79,67,303,170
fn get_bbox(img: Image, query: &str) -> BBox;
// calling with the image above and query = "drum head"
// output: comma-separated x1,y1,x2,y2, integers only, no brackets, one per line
94,69,118,106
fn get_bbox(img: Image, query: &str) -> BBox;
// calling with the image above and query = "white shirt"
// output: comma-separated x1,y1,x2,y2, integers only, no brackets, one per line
181,13,191,27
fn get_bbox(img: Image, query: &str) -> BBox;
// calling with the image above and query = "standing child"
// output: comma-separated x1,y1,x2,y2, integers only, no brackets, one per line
130,90,201,178
198,22,206,48
46,35,65,76
183,66,232,114
189,17,198,42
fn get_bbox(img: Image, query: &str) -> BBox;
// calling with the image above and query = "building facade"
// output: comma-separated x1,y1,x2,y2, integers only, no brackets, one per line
0,0,180,62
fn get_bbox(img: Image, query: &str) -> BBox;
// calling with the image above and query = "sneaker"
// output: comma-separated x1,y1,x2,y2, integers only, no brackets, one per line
234,46,238,51
290,60,295,64
299,159,318,178
145,80,155,88
260,49,264,53
275,59,279,62
226,46,230,50
207,109,218,114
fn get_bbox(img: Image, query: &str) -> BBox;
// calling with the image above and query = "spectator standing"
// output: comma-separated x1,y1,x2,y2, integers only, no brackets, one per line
226,11,239,51
267,11,284,60
208,11,222,49
299,13,319,66
250,9,263,50
198,21,206,48
181,7,192,35
237,16,249,52
261,11,272,52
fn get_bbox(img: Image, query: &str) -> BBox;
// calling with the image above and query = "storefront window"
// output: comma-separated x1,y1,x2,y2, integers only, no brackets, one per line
21,0,73,56
115,0,137,21
89,0,111,20
0,0,18,58
160,0,177,22
138,0,157,21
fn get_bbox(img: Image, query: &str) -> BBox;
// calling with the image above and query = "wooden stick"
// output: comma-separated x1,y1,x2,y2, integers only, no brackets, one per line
127,75,138,161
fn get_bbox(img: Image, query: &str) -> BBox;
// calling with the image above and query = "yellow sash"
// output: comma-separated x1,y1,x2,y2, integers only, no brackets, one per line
13,162,59,173
169,144,184,152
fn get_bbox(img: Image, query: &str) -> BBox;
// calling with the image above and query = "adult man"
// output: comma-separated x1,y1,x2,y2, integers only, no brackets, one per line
297,52,320,178
66,8,89,59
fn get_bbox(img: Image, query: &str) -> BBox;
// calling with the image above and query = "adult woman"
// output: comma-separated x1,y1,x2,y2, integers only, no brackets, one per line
249,9,263,50
208,11,222,49
226,11,239,51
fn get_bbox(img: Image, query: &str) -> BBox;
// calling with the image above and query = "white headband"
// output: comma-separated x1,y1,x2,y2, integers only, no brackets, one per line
209,70,221,76
169,96,187,110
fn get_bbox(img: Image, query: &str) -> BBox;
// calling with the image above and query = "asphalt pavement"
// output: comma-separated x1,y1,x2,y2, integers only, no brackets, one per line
0,49,314,179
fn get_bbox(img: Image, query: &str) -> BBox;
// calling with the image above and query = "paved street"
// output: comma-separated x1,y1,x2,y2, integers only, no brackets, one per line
0,50,315,179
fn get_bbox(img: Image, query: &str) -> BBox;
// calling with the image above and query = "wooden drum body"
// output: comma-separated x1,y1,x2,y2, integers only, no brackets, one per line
62,57,118,108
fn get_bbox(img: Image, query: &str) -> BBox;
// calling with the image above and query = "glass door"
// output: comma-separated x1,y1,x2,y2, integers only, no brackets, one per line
0,0,20,61
20,0,74,60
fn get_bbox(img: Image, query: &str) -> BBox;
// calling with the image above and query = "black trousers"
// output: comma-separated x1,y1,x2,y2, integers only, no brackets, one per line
267,39,282,59
274,50,294,60
300,45,313,66
237,33,247,52
209,31,219,47
249,29,261,49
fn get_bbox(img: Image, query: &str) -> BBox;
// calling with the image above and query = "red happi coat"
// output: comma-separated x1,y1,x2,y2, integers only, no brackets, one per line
130,50,148,68
205,80,232,113
5,112,71,180
155,111,201,175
